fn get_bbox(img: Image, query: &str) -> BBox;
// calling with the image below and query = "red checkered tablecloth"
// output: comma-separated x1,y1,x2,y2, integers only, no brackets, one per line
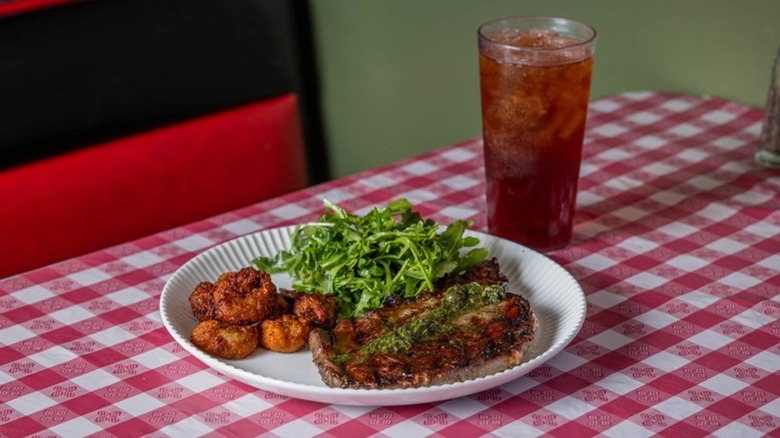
1,92,778,437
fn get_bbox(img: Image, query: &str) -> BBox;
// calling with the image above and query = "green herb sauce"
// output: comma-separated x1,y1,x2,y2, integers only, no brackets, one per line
359,282,505,355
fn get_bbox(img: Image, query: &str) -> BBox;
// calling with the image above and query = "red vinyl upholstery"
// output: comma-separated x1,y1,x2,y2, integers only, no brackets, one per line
0,93,308,278
0,0,83,18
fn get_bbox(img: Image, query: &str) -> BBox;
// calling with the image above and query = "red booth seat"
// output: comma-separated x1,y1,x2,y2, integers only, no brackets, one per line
0,93,308,278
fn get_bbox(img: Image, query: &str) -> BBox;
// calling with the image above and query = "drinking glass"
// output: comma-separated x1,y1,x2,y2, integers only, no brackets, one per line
756,45,780,168
478,16,597,250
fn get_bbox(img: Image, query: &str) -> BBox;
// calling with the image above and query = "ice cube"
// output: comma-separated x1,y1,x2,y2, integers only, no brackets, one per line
497,28,522,43
550,36,574,48
522,28,559,47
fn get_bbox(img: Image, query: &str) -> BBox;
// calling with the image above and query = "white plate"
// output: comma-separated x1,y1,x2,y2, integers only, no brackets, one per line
160,226,586,406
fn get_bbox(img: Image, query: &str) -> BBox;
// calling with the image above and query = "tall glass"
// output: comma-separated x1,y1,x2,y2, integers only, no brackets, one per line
478,16,597,251
755,45,780,168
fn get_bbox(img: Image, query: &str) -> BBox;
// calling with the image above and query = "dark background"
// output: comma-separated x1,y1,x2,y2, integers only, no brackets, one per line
0,0,329,183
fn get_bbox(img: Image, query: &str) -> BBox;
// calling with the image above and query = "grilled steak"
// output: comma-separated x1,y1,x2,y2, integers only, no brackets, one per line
309,258,537,389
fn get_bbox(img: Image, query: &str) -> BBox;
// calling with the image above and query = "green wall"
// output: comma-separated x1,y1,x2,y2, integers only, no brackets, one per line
308,0,780,179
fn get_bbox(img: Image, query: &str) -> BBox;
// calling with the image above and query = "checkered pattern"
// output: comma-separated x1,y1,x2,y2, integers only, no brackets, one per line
1,92,778,437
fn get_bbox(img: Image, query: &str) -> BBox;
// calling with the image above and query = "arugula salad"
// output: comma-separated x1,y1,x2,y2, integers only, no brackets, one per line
252,199,488,318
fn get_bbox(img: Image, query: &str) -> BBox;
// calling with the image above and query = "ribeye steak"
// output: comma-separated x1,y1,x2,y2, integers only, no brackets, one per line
309,259,537,389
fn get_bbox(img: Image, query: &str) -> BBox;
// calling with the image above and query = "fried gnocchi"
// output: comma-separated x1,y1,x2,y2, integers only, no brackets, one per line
189,281,216,321
291,291,338,329
190,320,259,360
187,267,339,359
211,267,287,325
259,314,311,353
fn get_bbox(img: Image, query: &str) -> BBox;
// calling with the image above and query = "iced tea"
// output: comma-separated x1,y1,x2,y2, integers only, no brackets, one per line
478,17,596,250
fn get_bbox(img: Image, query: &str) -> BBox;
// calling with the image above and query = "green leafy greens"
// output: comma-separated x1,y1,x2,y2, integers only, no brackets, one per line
252,198,488,318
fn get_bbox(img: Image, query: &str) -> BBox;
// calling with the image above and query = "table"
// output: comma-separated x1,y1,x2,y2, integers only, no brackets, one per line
2,92,778,437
